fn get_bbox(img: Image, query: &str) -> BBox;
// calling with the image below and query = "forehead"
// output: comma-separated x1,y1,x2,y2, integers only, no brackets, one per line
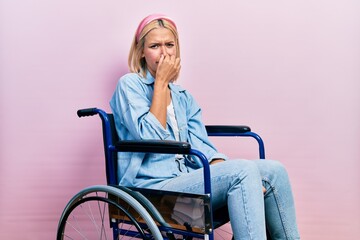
145,27,175,42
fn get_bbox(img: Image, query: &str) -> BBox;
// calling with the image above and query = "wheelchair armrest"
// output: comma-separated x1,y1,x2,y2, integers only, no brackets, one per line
205,125,251,136
114,140,191,154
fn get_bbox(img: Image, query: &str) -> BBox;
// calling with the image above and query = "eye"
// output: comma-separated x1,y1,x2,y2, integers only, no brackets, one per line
149,44,159,49
166,43,175,47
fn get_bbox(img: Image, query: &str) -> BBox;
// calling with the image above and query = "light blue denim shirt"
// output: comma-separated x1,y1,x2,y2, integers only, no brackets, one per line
110,71,227,188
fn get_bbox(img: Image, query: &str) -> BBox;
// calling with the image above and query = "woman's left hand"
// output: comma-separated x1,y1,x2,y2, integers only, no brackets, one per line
209,158,225,165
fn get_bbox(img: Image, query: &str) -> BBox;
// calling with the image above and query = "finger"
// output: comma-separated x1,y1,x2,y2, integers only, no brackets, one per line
163,53,170,61
170,55,177,63
157,55,165,71
158,54,164,65
173,58,180,71
174,57,181,67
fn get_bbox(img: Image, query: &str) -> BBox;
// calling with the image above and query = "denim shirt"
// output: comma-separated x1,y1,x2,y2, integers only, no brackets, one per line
110,71,227,188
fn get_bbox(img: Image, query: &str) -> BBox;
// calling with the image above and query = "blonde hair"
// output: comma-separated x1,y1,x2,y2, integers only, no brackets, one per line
128,18,180,79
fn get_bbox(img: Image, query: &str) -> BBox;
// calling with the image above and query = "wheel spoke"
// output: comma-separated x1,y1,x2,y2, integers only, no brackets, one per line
58,191,158,240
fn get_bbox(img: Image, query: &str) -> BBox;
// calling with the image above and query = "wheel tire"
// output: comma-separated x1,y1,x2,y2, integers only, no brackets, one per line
57,185,163,240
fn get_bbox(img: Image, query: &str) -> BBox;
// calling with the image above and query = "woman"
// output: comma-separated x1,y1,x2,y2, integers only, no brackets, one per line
110,14,300,240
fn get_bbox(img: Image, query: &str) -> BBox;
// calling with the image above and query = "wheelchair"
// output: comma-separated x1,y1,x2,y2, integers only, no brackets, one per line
57,108,266,240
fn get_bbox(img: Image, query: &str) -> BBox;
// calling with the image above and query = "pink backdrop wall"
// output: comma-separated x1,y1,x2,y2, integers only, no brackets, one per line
1,0,359,239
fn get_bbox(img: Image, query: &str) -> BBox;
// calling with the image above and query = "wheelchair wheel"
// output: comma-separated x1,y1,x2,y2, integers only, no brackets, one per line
57,185,163,240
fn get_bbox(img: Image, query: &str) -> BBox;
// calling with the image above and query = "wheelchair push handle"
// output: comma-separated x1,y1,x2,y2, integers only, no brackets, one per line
77,108,99,117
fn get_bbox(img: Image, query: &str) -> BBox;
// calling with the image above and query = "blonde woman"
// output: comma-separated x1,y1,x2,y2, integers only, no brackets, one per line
110,14,300,240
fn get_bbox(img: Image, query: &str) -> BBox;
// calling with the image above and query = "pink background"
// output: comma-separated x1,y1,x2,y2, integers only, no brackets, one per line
1,0,359,239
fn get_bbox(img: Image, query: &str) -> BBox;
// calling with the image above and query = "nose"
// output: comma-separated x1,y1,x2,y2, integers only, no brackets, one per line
160,45,169,56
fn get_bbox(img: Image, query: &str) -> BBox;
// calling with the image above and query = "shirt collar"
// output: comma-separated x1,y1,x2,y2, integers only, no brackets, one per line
139,70,155,85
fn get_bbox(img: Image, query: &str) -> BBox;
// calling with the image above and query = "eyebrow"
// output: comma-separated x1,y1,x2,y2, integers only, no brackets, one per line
147,40,175,45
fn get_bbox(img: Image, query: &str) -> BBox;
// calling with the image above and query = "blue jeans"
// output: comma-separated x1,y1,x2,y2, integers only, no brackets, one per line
154,159,300,240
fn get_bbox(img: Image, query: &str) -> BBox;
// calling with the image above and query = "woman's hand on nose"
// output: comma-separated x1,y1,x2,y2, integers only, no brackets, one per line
156,54,181,83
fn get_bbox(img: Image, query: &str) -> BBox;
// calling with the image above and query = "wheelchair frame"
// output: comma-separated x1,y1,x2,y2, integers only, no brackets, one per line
57,107,265,240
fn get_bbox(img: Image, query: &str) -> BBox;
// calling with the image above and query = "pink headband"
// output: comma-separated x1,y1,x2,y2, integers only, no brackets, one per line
135,14,177,43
